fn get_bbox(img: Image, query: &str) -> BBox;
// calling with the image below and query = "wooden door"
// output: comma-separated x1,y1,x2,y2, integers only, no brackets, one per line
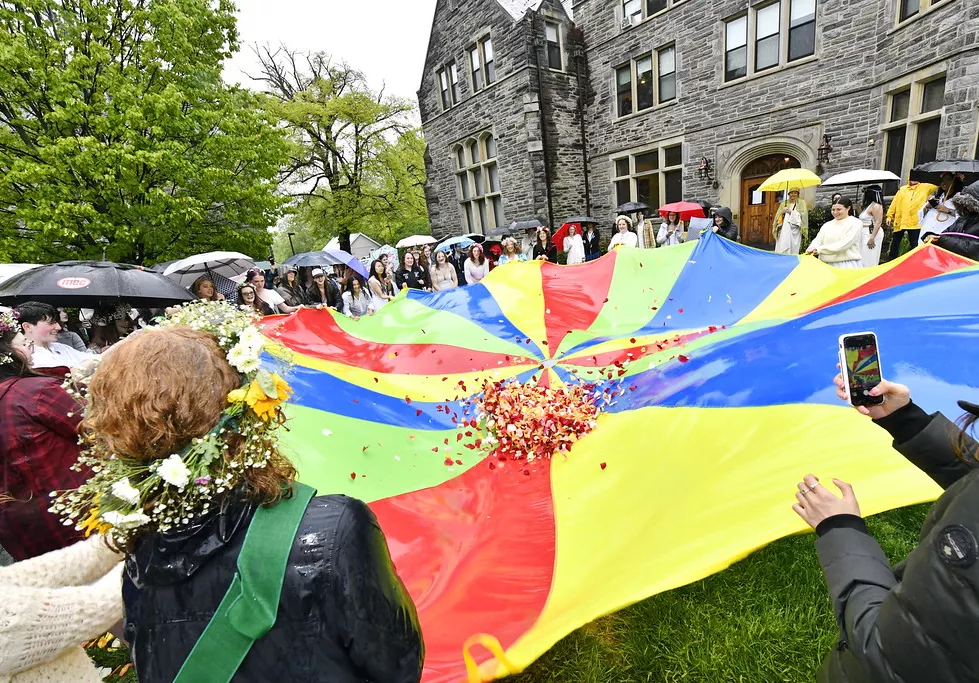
740,177,780,247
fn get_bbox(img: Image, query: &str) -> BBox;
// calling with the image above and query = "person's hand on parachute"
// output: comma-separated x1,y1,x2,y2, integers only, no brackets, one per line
833,365,910,419
792,474,862,529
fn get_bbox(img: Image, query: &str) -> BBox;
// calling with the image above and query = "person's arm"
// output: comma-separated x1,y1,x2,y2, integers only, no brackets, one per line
869,204,884,241
341,292,353,317
330,499,424,683
464,260,475,285
656,224,669,246
0,562,123,677
886,193,899,224
0,535,121,588
772,203,785,230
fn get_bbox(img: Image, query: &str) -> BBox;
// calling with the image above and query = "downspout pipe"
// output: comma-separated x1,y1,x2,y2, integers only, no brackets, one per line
531,15,555,231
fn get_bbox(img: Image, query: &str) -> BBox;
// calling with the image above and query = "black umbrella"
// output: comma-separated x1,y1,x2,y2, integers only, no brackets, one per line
615,201,651,214
491,219,544,237
911,159,979,185
0,261,196,308
282,251,345,268
565,216,599,224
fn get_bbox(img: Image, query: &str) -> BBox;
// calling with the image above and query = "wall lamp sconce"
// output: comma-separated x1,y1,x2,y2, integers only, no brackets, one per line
817,134,833,165
697,156,714,182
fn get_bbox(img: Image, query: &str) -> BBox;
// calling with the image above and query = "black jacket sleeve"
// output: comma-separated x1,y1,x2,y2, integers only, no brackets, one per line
817,471,979,683
874,401,979,489
329,498,424,683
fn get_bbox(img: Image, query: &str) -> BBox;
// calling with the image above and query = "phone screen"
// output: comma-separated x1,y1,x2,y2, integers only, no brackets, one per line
843,334,883,406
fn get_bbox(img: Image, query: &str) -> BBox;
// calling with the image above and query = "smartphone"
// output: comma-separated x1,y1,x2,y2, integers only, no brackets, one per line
838,332,884,407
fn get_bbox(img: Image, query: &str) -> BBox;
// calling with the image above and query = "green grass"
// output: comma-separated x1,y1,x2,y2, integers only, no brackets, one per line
511,504,928,683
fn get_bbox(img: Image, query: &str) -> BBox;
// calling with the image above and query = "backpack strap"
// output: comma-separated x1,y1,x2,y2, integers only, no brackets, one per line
172,482,317,683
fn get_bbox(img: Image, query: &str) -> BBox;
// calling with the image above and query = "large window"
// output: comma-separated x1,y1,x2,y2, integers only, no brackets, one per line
469,37,496,93
453,132,504,234
615,45,677,118
621,0,683,25
898,0,949,23
612,142,684,208
545,22,562,70
436,62,460,111
882,75,946,193
724,0,816,83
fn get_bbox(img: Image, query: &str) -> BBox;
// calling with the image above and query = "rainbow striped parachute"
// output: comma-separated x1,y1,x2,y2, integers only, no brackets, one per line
262,233,979,682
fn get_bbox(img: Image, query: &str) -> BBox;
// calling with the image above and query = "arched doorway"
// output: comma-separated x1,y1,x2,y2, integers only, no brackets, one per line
740,154,801,248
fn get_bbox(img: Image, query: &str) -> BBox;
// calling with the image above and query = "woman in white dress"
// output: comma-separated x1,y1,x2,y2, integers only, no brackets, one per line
858,186,885,267
805,197,864,268
564,225,586,264
608,215,638,251
656,211,686,246
773,188,808,255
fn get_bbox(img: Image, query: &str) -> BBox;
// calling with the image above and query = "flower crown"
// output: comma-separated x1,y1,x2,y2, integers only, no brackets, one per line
0,309,21,365
0,308,20,335
51,300,294,546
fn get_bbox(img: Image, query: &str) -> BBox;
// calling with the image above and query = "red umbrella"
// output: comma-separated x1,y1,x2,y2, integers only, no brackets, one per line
658,201,706,221
552,223,575,251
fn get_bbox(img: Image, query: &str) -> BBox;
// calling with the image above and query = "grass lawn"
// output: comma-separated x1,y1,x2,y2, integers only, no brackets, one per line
511,504,928,683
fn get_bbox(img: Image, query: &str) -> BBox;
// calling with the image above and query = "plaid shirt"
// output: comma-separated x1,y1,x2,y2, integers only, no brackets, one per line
0,375,87,560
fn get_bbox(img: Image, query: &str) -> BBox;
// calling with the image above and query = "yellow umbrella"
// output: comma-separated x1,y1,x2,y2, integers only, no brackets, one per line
757,168,822,192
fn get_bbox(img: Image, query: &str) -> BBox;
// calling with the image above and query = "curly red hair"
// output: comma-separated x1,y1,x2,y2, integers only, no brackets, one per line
82,327,295,504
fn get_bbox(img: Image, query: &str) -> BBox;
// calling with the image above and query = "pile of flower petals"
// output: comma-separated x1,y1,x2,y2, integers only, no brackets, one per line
474,379,602,463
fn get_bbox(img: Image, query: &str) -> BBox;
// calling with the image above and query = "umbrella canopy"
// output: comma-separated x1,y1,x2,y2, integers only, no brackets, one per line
757,168,822,192
283,251,345,268
324,249,369,279
436,236,476,252
0,261,196,308
615,201,651,214
821,169,902,186
911,159,979,185
501,219,544,235
162,251,256,288
370,245,398,261
658,201,706,221
564,216,598,225
396,234,437,248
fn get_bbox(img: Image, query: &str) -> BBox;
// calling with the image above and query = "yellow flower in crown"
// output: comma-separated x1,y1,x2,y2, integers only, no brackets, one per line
79,505,111,537
243,371,293,420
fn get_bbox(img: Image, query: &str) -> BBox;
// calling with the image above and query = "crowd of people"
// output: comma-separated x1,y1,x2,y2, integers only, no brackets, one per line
773,173,978,268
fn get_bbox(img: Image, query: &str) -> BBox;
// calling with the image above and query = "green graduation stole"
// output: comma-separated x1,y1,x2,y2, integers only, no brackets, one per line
172,482,316,683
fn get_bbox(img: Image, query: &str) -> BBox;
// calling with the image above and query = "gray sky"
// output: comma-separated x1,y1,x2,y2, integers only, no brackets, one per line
225,0,438,105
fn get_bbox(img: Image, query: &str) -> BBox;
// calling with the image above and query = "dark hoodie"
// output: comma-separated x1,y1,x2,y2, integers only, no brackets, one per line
123,492,424,683
712,207,740,241
934,180,979,261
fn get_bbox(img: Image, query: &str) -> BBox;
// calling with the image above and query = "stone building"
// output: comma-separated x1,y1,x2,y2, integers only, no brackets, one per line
419,0,979,247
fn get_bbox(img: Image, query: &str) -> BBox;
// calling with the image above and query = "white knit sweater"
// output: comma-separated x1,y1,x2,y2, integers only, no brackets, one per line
0,536,124,683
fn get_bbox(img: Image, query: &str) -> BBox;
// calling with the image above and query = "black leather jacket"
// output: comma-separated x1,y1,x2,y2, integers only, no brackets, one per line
123,493,423,683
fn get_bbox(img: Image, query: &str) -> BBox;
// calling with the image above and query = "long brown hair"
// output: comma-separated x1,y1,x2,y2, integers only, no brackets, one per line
82,328,295,529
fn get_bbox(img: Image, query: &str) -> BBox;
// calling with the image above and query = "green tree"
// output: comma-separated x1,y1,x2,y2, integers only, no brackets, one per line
255,48,428,255
0,0,290,265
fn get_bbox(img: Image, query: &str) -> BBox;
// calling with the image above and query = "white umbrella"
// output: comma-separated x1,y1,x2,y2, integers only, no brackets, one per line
162,251,256,288
0,264,40,285
821,169,901,186
395,234,437,248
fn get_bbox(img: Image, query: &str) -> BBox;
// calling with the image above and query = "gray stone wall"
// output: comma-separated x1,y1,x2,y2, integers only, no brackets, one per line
419,0,583,238
573,0,977,222
421,0,977,238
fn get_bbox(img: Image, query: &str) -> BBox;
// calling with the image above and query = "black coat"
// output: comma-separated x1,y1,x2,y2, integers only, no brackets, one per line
582,229,601,257
712,207,740,241
934,189,979,261
815,402,979,683
533,242,558,263
123,494,424,683
306,280,342,310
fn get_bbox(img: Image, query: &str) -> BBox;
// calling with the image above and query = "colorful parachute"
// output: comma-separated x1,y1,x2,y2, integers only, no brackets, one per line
262,233,979,682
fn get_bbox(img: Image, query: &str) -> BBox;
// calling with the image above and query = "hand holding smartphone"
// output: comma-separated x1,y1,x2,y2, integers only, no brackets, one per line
838,332,884,407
